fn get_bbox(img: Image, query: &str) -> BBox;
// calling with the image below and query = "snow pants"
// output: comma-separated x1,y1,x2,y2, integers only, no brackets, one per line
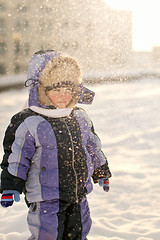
27,196,92,240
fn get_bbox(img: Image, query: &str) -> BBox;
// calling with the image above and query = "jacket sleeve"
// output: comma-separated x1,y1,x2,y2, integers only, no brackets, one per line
86,122,112,183
0,112,36,193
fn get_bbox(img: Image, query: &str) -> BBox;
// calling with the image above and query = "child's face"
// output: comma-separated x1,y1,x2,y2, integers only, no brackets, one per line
47,87,72,108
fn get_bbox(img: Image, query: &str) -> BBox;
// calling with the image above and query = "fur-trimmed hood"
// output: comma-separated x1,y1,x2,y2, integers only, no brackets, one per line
26,50,95,110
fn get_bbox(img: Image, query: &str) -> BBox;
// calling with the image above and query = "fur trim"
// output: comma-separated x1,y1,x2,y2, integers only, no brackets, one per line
38,55,82,107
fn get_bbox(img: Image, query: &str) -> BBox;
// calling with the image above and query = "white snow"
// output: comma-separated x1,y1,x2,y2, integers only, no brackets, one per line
0,77,160,240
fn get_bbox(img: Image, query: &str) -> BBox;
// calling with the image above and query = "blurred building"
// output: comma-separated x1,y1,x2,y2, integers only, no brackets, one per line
0,0,132,76
132,46,160,72
152,46,160,63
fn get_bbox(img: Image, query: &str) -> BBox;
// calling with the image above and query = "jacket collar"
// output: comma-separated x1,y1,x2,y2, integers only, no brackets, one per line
29,106,73,118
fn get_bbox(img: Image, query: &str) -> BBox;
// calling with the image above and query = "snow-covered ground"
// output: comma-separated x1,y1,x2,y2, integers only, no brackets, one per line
0,77,160,240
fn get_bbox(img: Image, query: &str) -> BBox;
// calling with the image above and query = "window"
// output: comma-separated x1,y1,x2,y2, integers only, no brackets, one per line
0,18,6,34
40,6,52,14
62,21,69,28
0,3,5,11
72,42,79,50
39,21,45,32
15,19,21,31
24,20,29,32
86,23,94,32
14,64,20,73
0,64,6,75
0,41,6,55
14,40,21,54
16,5,28,13
73,21,80,28
62,42,69,49
24,42,29,56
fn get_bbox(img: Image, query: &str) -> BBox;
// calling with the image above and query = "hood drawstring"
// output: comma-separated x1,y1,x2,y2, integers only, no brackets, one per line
25,78,40,88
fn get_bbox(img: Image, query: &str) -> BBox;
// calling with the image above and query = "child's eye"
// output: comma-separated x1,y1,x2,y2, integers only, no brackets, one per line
54,89,61,93
65,89,72,93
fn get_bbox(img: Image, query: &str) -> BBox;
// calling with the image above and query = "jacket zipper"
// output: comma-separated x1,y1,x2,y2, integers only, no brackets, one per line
62,119,79,203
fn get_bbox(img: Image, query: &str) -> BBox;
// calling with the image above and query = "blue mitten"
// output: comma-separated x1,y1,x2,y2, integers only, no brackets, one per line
99,178,109,192
1,190,20,208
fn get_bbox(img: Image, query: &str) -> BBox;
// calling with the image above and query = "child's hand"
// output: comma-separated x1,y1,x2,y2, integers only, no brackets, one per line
1,190,20,208
99,178,109,192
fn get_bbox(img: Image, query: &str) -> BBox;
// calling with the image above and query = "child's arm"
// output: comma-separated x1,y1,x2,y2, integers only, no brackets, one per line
86,123,112,183
0,112,36,204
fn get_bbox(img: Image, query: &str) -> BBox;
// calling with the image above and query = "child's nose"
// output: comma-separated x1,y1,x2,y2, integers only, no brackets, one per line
59,90,65,96
60,89,68,95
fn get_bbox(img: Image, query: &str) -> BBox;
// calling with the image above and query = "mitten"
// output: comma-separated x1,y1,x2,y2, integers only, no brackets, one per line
99,177,109,192
1,190,20,208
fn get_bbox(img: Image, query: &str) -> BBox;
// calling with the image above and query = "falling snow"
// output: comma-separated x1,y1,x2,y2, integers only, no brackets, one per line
0,77,160,239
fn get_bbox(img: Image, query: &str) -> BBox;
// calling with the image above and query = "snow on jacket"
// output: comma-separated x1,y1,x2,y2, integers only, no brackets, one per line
0,107,111,203
0,50,111,204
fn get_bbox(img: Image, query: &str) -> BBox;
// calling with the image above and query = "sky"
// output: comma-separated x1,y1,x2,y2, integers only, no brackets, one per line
106,0,160,51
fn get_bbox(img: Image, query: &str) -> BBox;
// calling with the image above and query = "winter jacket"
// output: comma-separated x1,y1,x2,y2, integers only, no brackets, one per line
0,50,111,204
0,107,111,203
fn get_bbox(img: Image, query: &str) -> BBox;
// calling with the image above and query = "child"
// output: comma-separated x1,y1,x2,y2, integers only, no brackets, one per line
0,50,111,240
